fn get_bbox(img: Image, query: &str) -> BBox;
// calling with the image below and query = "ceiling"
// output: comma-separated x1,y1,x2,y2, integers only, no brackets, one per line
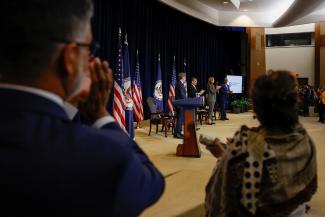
199,0,286,12
159,0,325,27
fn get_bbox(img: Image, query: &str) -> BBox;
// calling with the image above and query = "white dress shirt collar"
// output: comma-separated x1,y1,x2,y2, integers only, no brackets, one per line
93,116,116,128
63,102,79,120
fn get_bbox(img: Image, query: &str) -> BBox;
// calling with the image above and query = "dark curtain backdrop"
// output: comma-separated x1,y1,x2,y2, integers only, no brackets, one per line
92,0,246,118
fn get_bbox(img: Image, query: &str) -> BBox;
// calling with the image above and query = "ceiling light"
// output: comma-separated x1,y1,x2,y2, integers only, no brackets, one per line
223,1,229,4
230,0,240,9
243,9,248,12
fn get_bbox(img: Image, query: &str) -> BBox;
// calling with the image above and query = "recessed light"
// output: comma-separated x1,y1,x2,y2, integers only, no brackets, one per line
223,1,229,4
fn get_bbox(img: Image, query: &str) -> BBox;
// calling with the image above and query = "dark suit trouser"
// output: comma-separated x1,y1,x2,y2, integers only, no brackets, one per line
220,98,228,119
175,107,184,135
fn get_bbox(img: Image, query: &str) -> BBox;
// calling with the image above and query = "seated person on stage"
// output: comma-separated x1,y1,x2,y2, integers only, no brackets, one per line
188,77,205,98
174,72,187,139
205,70,317,217
0,1,164,216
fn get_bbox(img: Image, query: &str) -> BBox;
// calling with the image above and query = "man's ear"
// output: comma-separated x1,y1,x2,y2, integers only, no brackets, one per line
61,43,78,78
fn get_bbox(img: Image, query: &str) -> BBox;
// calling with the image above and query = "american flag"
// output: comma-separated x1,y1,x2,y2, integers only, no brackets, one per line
113,28,126,129
168,56,176,114
132,50,144,123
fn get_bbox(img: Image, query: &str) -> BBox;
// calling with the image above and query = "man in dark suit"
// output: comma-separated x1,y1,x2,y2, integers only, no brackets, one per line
188,77,205,98
174,72,187,138
188,77,205,131
219,77,231,120
0,1,164,217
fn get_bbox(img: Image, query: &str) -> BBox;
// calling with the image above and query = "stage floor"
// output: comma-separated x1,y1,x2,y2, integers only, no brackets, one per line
136,112,325,217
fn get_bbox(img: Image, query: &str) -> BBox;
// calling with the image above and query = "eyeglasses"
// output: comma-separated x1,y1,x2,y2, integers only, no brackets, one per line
52,39,100,54
76,41,100,53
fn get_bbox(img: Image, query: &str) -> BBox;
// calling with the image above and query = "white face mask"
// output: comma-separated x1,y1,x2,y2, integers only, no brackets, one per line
66,57,91,101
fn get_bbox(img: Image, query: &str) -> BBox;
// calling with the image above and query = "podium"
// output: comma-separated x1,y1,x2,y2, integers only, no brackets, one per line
173,97,203,158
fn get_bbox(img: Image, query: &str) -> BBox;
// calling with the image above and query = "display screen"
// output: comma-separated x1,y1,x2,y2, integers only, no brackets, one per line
227,75,243,94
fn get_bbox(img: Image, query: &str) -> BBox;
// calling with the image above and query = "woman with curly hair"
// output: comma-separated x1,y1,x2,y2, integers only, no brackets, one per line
205,70,317,217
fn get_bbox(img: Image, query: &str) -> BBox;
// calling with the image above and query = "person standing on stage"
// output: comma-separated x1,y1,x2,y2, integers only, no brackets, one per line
207,77,218,125
174,72,187,139
188,77,205,98
219,77,231,120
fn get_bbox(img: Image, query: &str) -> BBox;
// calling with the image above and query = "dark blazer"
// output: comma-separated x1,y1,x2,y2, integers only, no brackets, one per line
0,88,164,217
220,83,230,101
175,80,187,100
188,84,198,98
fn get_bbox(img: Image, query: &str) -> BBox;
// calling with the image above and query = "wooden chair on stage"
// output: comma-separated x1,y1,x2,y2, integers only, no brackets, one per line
196,107,209,125
147,97,175,137
196,96,217,125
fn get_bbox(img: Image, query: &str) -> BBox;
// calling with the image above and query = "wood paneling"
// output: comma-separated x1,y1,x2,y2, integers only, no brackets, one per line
320,35,325,47
246,28,266,96
320,47,325,86
315,22,320,87
315,22,325,87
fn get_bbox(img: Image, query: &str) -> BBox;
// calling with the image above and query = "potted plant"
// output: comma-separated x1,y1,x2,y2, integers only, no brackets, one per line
240,98,249,112
231,99,242,114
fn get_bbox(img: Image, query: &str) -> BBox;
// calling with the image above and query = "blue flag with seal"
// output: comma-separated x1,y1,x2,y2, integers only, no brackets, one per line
154,54,163,112
123,34,134,139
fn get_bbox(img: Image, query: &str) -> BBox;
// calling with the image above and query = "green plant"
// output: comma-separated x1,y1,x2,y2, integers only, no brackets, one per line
231,98,250,113
231,99,242,108
239,98,249,107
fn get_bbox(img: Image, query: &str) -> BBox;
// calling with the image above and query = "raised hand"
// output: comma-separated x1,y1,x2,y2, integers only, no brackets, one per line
79,57,113,124
205,138,226,158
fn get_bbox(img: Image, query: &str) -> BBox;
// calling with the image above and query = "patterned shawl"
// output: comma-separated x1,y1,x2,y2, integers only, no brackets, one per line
205,124,317,217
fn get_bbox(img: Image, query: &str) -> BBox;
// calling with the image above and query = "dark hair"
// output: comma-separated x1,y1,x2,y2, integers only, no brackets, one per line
0,0,93,81
191,77,197,82
253,70,299,131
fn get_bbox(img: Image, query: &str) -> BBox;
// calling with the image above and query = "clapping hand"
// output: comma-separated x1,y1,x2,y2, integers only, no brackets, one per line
205,138,226,158
79,57,113,124
200,135,226,158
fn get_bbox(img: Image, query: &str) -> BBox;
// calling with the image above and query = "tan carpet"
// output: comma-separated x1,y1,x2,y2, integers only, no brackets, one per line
136,112,325,217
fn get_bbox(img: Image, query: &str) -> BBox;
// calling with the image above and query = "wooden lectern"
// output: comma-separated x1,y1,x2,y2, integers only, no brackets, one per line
173,97,203,158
